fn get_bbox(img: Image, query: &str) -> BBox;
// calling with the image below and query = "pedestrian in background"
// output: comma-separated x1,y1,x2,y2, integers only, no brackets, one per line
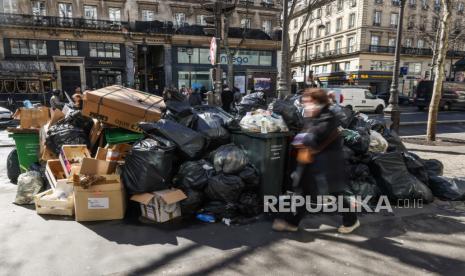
221,86,234,112
272,88,360,234
50,89,64,110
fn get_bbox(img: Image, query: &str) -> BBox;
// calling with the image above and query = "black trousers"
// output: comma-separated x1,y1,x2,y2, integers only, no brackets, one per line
281,164,358,227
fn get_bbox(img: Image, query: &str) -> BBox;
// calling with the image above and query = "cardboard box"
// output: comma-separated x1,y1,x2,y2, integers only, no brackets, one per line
95,144,131,161
79,157,117,175
131,189,187,223
73,175,126,221
59,145,91,178
82,86,164,133
45,159,68,189
34,189,74,216
41,145,58,162
88,119,103,149
14,107,50,129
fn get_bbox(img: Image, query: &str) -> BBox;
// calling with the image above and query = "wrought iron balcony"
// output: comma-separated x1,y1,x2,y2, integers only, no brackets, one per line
0,13,129,31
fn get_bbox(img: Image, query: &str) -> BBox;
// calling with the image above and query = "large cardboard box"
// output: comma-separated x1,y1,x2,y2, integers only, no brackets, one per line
45,159,68,189
14,107,50,129
131,189,187,223
82,85,164,133
73,175,126,221
59,145,91,178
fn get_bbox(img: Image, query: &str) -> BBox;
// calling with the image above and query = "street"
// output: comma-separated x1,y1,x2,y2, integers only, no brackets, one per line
1,130,465,275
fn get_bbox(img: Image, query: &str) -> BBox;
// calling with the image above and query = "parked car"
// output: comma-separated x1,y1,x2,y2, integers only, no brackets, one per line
0,106,13,121
414,80,465,111
333,88,386,113
376,92,411,105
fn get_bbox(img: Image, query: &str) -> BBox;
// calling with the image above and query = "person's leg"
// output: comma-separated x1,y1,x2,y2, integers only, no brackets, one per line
338,195,360,233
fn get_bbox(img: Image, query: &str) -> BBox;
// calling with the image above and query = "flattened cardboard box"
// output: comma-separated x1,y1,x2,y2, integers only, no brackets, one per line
131,189,187,223
74,175,126,222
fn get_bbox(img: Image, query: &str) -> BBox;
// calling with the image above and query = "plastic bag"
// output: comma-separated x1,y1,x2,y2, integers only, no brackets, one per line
201,201,239,219
238,165,260,190
212,144,249,174
349,179,380,199
205,174,245,202
60,110,94,135
195,113,230,144
165,100,193,119
121,137,175,194
239,110,289,133
341,128,370,154
268,99,303,131
366,118,387,135
382,129,407,152
179,188,204,215
237,192,262,217
236,92,267,115
7,149,20,184
15,171,44,204
193,106,240,130
428,176,465,201
46,124,89,154
424,159,444,177
174,160,214,190
139,120,206,159
403,152,429,185
369,130,388,153
371,152,433,201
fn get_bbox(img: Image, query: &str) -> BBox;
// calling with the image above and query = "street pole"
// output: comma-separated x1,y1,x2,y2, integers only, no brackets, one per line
304,39,308,88
385,0,405,133
142,38,148,92
276,0,289,98
214,1,222,103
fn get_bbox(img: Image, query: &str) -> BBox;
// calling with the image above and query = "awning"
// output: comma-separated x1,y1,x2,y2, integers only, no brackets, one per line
0,60,55,74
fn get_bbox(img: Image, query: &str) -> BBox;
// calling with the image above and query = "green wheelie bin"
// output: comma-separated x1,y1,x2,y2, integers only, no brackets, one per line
231,131,293,196
9,132,40,172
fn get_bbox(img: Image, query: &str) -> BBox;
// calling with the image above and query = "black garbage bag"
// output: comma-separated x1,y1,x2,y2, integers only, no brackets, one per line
342,127,370,154
403,152,429,185
366,118,387,135
7,149,20,184
424,159,444,177
179,188,204,215
268,99,303,131
371,152,433,202
339,107,356,129
382,129,407,152
165,100,193,119
428,176,465,201
46,124,89,154
201,201,239,219
212,144,248,174
238,165,260,190
349,179,380,199
174,160,214,190
61,110,94,135
205,173,245,202
236,92,267,115
194,106,241,130
413,180,434,203
121,137,175,194
348,116,370,131
237,192,262,217
139,120,206,159
195,113,230,145
163,88,186,102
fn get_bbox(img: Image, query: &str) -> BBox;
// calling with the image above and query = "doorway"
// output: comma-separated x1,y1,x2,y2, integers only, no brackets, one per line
60,66,81,94
90,70,122,89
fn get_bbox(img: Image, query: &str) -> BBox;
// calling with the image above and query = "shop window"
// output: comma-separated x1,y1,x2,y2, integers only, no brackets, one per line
10,39,47,56
28,81,40,93
89,43,121,58
178,71,211,91
17,81,27,93
59,41,78,56
178,47,200,64
5,80,15,93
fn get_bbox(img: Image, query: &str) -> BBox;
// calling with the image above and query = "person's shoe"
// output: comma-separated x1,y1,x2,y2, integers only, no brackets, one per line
338,220,360,234
272,219,299,232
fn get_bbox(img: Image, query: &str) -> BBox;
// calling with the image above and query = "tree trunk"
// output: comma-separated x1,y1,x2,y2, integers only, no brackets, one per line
223,16,234,89
427,0,452,142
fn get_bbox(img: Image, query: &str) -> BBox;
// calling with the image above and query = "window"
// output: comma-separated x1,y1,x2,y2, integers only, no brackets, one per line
142,10,155,21
459,2,465,13
374,11,382,26
89,43,121,58
336,17,343,32
109,8,121,22
316,45,321,54
390,13,399,27
408,62,422,73
300,49,305,61
262,20,272,34
344,62,351,71
350,0,357,7
375,0,384,4
325,22,331,35
348,37,355,52
392,0,401,5
293,19,298,29
83,5,97,20
388,38,396,47
335,40,342,53
308,28,313,39
432,17,439,30
324,42,330,53
32,1,46,16
417,39,425,48
421,0,429,9
337,0,344,11
409,0,416,5
241,18,251,29
301,30,306,43
293,34,297,45
316,8,322,19
59,41,78,56
10,39,47,56
405,38,412,47
370,61,394,71
322,64,328,73
58,3,72,18
326,4,332,16
348,13,356,28
4,0,18,13
371,35,380,45
316,26,322,38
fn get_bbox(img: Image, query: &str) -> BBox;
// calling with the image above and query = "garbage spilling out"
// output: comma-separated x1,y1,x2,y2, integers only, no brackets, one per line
4,85,463,227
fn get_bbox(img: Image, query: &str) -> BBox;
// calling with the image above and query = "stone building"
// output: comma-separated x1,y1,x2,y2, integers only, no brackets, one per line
289,0,465,96
0,0,281,103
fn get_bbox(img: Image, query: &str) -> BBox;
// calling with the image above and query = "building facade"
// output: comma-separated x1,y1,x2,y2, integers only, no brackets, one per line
0,0,281,104
290,0,465,96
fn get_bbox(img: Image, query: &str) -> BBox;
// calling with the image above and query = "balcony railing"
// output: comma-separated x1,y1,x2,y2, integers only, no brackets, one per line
0,13,129,31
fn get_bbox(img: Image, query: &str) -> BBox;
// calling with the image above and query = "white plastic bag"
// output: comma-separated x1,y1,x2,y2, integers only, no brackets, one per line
15,171,44,204
369,130,388,153
239,109,288,133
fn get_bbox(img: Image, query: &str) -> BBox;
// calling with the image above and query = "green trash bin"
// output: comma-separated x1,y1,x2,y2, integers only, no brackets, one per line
105,128,144,145
9,133,40,173
231,131,292,196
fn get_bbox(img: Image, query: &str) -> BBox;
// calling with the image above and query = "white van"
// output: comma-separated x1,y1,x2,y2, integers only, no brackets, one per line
333,88,385,114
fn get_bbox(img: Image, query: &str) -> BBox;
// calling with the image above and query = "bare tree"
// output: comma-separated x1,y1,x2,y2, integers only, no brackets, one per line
427,0,453,141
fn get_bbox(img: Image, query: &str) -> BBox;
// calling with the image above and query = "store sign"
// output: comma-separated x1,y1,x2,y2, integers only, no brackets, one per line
98,60,113,66
207,53,258,65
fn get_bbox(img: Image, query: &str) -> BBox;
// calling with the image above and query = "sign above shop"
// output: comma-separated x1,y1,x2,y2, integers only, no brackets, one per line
210,37,217,66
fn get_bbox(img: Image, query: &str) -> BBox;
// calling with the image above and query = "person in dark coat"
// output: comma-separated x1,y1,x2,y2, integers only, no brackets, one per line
188,88,203,106
221,86,234,112
273,88,360,234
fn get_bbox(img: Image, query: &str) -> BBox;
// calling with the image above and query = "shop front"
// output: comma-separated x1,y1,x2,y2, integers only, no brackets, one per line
85,59,126,90
316,71,392,94
173,46,277,96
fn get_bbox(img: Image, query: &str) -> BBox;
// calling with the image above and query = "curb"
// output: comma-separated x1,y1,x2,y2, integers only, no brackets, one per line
400,120,465,126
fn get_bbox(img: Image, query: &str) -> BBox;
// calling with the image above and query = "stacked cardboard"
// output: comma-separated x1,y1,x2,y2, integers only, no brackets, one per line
82,85,165,133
